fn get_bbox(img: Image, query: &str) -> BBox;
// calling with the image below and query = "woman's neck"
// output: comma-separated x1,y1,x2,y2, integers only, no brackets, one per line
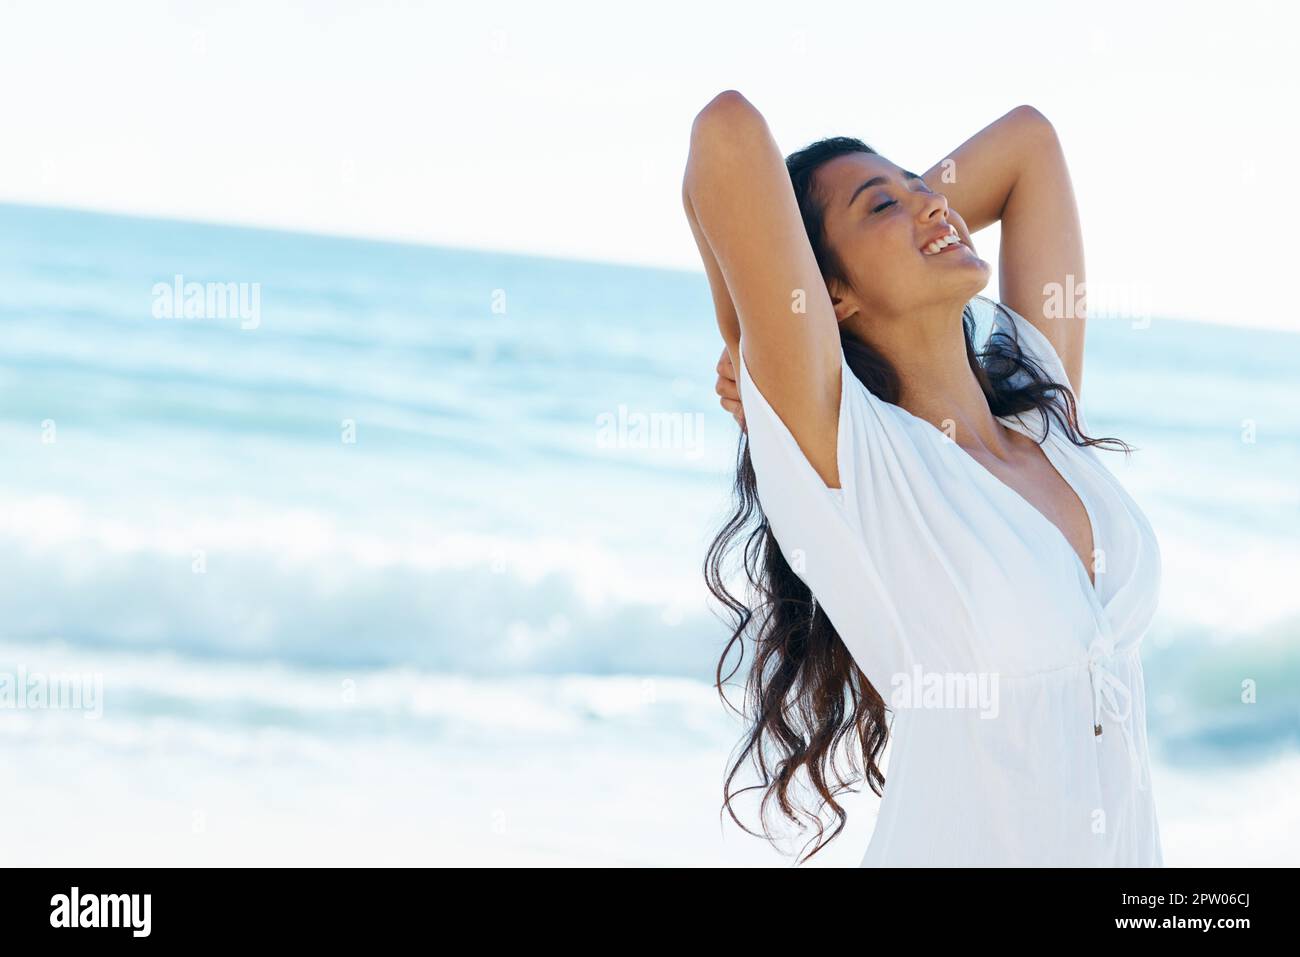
854,303,1015,459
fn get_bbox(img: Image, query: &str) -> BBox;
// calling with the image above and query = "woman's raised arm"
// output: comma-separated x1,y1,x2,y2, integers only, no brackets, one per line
682,91,844,488
920,107,1092,400
920,105,1087,399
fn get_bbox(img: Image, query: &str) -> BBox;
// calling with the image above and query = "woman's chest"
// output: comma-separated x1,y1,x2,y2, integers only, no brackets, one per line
961,432,1100,589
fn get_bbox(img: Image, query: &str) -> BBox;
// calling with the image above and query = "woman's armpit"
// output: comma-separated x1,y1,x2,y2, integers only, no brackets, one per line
737,337,854,498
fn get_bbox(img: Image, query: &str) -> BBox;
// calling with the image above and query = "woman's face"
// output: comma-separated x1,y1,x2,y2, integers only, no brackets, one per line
815,151,991,325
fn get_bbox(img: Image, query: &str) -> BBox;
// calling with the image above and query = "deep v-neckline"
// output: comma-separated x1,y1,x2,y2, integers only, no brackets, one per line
967,413,1102,597
889,403,1104,600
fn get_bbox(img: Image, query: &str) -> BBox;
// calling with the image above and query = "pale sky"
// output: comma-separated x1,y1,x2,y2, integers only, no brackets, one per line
1,0,1296,329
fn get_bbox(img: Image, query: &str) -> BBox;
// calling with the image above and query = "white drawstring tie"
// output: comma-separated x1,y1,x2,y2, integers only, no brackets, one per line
1087,634,1149,792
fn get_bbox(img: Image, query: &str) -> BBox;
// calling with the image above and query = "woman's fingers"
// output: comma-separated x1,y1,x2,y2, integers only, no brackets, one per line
716,347,736,381
715,347,745,429
720,397,746,429
715,348,740,401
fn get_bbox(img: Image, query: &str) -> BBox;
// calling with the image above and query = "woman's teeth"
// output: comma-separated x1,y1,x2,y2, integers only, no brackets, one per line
923,233,962,255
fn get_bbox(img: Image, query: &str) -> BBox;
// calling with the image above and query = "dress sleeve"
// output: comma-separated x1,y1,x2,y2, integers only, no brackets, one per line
734,338,918,693
986,299,1091,438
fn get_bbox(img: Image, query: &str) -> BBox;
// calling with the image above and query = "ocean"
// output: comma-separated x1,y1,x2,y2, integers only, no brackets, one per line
1,202,1297,865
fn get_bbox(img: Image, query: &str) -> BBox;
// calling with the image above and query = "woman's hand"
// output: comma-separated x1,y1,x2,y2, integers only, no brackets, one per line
715,347,745,431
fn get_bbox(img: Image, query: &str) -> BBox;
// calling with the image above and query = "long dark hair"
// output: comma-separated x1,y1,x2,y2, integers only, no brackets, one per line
708,136,1135,864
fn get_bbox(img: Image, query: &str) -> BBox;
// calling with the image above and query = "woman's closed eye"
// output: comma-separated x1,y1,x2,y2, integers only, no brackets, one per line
873,178,936,214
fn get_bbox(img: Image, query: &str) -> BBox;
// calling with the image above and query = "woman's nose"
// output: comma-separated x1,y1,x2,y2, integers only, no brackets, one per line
920,191,949,220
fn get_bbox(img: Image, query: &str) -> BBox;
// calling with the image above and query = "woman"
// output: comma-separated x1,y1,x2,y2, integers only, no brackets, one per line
682,92,1162,866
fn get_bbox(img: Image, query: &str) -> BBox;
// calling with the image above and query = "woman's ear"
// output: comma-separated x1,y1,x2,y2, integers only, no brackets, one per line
829,284,856,325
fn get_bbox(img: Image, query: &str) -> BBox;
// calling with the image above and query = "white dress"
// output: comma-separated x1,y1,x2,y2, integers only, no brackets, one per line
735,299,1163,867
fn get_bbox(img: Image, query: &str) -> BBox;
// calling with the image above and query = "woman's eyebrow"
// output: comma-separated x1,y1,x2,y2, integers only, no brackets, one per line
848,171,922,208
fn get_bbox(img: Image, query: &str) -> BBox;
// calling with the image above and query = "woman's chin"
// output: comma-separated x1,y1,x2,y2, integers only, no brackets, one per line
924,244,988,268
946,254,993,295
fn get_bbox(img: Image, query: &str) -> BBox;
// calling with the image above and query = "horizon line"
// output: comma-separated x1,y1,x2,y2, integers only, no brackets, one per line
1,198,1292,337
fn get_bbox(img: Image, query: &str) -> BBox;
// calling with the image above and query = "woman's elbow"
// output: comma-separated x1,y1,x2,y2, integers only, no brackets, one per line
694,89,754,123
690,90,765,150
1010,104,1059,143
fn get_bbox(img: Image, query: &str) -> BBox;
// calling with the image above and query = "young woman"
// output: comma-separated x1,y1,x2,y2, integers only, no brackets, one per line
683,92,1162,866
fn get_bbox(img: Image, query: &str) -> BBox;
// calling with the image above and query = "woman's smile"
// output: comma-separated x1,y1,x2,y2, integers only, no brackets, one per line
919,225,967,256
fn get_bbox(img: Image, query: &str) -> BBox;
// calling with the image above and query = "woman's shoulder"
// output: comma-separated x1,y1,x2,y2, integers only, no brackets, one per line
736,334,920,518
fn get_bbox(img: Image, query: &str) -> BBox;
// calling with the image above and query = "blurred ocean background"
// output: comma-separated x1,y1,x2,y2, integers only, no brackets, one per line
1,201,1298,866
